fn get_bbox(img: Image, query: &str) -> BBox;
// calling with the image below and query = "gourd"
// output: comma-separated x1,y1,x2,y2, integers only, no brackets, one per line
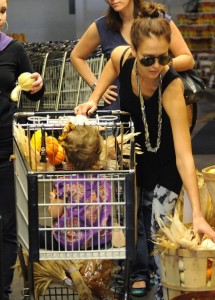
206,259,213,287
30,129,47,152
46,136,59,157
208,168,215,174
48,144,65,166
11,72,35,101
201,239,215,250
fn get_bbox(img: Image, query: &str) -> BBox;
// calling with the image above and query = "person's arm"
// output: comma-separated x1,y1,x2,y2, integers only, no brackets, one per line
169,20,195,71
29,72,44,94
48,191,64,218
163,79,215,240
22,72,44,101
16,42,44,101
70,22,118,103
75,45,127,116
71,22,101,88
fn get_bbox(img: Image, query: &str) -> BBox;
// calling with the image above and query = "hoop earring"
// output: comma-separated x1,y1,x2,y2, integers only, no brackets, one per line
2,20,8,33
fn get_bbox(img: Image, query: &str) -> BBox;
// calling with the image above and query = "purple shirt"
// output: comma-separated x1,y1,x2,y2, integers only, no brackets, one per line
53,174,112,250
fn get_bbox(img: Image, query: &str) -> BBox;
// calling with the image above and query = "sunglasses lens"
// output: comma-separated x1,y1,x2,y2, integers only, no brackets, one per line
158,56,171,66
140,55,171,67
140,57,155,67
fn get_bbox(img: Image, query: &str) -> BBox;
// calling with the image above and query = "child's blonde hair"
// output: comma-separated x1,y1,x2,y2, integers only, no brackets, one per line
62,125,103,171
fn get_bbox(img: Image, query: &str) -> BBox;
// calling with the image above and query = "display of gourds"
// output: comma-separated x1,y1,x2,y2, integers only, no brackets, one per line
30,130,66,166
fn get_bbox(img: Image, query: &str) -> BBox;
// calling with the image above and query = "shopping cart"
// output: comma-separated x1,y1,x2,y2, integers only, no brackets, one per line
17,46,106,112
13,111,137,300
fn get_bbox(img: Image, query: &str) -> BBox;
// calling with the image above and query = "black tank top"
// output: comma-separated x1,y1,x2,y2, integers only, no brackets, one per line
119,56,182,194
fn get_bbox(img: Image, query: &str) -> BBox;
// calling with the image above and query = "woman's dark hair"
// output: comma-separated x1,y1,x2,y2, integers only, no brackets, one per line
105,0,143,31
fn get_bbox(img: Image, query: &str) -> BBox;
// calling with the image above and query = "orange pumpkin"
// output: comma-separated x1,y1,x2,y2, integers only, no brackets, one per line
48,144,65,166
46,136,59,157
207,267,212,280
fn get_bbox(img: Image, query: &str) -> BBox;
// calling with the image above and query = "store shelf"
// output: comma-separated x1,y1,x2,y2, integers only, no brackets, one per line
177,12,215,25
178,24,215,38
198,0,215,13
177,5,215,86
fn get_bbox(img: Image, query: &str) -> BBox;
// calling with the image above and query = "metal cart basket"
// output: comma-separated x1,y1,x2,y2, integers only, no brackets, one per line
13,111,137,300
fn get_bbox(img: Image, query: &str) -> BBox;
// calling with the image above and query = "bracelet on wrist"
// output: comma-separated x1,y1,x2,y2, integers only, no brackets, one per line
91,82,97,91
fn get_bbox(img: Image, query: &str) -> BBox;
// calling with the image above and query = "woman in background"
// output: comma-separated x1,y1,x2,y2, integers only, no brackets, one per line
0,0,44,298
70,0,194,110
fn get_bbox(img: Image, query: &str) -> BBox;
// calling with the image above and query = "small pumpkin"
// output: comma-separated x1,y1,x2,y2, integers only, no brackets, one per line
48,144,65,166
46,136,59,158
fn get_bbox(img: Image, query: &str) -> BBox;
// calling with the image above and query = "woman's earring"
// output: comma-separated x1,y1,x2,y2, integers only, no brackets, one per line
2,20,8,33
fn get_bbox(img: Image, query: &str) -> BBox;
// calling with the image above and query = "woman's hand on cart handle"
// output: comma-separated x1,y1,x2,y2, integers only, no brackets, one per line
74,100,98,116
30,72,44,94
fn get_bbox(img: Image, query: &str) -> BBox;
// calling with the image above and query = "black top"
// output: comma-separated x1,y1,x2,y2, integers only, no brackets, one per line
119,56,182,194
95,16,128,61
0,39,44,159
95,16,128,110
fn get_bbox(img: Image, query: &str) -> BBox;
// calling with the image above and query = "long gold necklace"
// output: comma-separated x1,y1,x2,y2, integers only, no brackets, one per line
135,60,163,153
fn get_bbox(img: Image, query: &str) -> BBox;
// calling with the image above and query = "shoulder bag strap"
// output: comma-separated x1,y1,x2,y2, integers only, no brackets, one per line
119,46,131,70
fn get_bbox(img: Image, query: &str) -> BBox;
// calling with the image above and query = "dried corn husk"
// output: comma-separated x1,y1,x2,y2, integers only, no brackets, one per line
154,236,178,250
99,131,143,170
156,169,215,252
156,208,215,251
59,260,93,300
206,200,215,228
202,165,215,208
156,210,201,251
34,260,75,299
79,259,118,300
33,261,58,298
15,252,119,300
196,170,212,219
112,223,126,248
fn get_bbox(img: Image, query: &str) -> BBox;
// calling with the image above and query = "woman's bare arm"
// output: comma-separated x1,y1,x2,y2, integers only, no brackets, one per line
75,46,128,115
70,22,101,87
70,22,118,103
163,80,215,240
169,21,195,71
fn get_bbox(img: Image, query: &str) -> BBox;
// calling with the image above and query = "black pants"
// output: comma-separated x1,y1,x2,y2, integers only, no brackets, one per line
0,161,17,300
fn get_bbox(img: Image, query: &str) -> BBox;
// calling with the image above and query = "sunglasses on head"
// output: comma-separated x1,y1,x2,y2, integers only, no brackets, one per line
139,55,172,67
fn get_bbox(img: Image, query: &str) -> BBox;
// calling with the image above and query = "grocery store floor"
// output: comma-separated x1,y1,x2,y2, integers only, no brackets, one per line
10,90,215,300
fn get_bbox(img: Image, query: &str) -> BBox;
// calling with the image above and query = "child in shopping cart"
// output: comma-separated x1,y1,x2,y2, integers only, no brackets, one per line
40,123,112,251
